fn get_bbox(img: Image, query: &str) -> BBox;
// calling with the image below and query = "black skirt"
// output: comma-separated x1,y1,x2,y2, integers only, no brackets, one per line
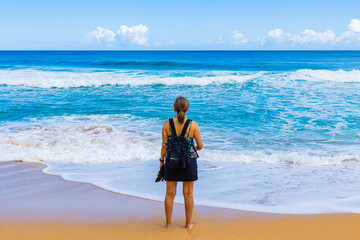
164,158,198,182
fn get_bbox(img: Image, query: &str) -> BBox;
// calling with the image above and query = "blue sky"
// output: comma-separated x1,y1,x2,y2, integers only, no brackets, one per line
0,0,359,50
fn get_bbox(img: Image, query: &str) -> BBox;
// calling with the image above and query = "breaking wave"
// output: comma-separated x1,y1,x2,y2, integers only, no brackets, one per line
0,114,359,166
0,68,359,88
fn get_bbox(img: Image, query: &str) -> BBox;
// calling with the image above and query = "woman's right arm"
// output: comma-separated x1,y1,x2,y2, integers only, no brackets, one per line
159,120,168,168
193,122,203,151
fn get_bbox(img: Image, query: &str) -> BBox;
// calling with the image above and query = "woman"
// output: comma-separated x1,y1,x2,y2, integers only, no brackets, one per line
159,96,203,229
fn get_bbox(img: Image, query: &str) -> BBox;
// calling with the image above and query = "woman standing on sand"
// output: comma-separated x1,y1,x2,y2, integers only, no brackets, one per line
159,96,203,229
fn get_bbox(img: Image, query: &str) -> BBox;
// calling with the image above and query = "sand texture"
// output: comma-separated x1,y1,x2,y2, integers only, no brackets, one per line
1,161,359,240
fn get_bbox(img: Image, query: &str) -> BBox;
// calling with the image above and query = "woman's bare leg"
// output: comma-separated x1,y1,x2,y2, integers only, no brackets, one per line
165,181,177,228
182,181,194,229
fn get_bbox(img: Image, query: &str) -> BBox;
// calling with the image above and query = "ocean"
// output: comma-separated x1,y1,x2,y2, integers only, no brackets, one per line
1,50,360,214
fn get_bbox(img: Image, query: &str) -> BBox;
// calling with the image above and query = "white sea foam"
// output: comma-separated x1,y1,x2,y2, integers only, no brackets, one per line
286,69,360,83
0,114,359,166
0,115,161,164
0,69,260,88
0,68,359,88
42,159,360,214
2,114,360,214
201,149,360,166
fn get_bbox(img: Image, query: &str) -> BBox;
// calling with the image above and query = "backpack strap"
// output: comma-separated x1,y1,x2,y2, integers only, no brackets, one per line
180,119,192,137
187,121,193,138
169,118,177,137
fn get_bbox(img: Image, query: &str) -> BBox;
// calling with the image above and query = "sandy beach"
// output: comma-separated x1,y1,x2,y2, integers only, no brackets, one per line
1,161,359,240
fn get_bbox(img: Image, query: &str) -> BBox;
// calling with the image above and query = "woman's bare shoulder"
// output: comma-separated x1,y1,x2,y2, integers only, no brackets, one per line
163,120,170,135
163,119,169,128
191,120,199,127
190,120,200,133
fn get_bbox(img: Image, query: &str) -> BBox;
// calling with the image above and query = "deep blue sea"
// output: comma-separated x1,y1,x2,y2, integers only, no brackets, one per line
1,51,360,213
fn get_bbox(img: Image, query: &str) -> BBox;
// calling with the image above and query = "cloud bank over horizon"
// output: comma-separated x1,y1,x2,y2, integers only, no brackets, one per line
230,19,360,48
84,19,360,49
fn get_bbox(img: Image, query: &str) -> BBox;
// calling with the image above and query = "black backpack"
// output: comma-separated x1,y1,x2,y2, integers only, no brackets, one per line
166,118,192,169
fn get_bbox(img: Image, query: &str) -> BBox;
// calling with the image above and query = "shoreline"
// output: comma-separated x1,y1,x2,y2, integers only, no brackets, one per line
40,161,280,216
0,161,271,222
1,161,359,239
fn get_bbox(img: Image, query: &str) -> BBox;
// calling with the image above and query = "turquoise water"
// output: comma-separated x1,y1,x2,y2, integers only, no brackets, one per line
1,51,360,213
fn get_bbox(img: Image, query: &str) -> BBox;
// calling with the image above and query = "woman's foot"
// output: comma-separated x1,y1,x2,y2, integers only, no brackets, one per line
185,223,194,229
165,223,172,229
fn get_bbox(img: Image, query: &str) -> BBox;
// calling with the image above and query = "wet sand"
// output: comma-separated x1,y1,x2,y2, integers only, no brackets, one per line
1,161,359,239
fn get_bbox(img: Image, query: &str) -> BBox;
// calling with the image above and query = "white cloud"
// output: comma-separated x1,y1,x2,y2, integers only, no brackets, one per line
337,30,360,44
84,24,149,46
264,28,337,45
348,19,360,33
232,31,248,45
261,19,360,46
117,24,149,45
84,27,116,45
292,29,336,44
266,28,292,43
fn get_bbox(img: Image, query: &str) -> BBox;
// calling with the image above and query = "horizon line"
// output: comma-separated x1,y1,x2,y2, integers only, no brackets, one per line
1,49,360,52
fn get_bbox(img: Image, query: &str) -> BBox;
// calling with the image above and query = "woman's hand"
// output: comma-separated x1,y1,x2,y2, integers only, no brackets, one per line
159,161,164,169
